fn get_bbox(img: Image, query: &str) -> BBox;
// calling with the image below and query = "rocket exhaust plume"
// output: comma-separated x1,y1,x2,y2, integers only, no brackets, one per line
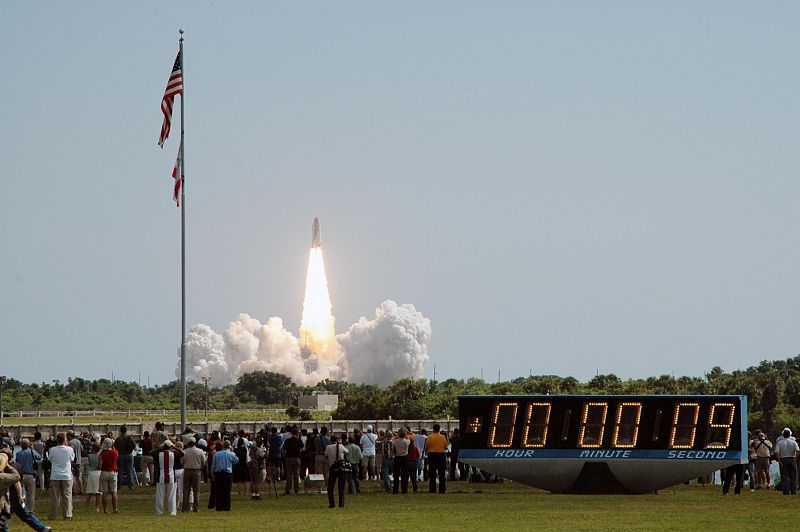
300,218,336,357
179,217,432,387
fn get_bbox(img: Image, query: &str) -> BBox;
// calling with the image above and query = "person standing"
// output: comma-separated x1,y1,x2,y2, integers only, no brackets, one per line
172,441,185,510
32,433,46,491
247,436,265,500
79,431,92,490
449,428,462,481
268,428,284,482
414,428,428,482
393,429,410,495
206,440,220,510
139,431,154,485
232,438,249,497
98,438,119,514
47,433,75,521
153,440,179,516
1,447,51,532
113,426,136,490
345,437,363,494
721,463,744,495
211,440,238,511
84,442,101,512
776,428,799,495
14,439,41,512
406,438,420,493
379,431,395,493
752,431,772,489
360,426,378,481
283,429,303,495
325,435,349,508
66,432,83,496
425,424,448,494
315,427,331,483
181,438,205,512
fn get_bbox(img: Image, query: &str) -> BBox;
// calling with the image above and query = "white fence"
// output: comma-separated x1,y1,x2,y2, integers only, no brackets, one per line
3,408,287,418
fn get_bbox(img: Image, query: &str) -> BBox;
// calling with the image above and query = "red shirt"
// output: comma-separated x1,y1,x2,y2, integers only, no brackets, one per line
99,448,118,472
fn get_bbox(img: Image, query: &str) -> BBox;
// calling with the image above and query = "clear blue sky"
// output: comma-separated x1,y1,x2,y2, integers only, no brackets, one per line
2,1,799,385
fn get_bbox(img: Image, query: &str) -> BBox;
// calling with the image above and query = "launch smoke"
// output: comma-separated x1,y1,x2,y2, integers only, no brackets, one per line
337,300,432,387
181,300,431,387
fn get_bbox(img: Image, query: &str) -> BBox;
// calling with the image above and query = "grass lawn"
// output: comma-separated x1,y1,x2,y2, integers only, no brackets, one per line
22,480,798,531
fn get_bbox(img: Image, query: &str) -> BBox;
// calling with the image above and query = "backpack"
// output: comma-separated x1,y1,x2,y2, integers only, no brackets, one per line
314,435,328,455
408,443,420,461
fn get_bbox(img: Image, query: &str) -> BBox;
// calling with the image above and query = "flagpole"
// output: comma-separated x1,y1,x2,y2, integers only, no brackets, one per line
179,28,187,430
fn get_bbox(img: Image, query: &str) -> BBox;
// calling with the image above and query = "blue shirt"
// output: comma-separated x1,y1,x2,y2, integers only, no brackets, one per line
14,448,41,475
269,434,284,459
211,449,238,473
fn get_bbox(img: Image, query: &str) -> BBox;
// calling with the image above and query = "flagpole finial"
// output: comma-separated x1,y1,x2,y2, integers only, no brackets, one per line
179,28,184,41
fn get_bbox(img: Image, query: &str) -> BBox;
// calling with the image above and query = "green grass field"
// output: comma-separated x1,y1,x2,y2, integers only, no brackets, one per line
21,480,798,531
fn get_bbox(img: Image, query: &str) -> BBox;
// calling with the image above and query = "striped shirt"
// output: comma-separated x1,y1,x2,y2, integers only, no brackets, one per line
156,450,176,484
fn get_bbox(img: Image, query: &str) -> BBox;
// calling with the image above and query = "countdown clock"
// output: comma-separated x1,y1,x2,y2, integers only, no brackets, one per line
458,395,747,494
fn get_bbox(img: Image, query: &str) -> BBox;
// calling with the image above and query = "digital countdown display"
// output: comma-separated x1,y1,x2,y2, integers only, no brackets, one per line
458,395,747,494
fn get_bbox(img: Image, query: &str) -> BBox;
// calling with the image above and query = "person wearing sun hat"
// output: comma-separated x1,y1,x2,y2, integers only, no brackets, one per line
154,439,179,516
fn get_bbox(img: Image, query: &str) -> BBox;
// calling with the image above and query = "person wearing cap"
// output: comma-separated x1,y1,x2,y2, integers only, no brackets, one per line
153,439,180,516
211,440,238,511
47,433,75,521
181,438,205,512
776,428,800,495
98,437,119,513
751,430,773,489
360,425,378,481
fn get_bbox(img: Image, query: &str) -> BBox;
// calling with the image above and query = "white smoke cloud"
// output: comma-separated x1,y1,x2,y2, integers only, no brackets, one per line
183,324,228,386
337,300,432,387
179,300,431,387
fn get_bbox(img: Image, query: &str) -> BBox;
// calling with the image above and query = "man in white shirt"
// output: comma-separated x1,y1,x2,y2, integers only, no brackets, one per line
48,433,76,520
776,428,800,495
360,425,378,481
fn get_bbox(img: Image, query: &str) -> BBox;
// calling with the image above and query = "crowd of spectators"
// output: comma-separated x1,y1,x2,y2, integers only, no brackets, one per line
0,422,467,526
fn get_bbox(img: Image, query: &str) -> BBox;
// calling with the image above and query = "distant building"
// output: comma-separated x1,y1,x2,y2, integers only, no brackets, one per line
298,393,338,412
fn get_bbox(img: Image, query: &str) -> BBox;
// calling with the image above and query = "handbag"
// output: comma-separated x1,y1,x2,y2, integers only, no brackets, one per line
31,448,39,471
332,443,351,474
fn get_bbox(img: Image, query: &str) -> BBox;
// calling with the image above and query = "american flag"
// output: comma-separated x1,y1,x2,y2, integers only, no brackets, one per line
172,140,183,206
158,53,183,148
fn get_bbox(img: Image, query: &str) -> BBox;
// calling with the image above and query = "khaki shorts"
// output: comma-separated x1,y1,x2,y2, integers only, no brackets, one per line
100,471,118,493
361,455,376,469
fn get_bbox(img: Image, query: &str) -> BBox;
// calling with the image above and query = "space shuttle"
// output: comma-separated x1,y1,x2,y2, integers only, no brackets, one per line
312,217,322,248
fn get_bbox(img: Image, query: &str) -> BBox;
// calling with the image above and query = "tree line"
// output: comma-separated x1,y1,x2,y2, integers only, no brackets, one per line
2,355,799,434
